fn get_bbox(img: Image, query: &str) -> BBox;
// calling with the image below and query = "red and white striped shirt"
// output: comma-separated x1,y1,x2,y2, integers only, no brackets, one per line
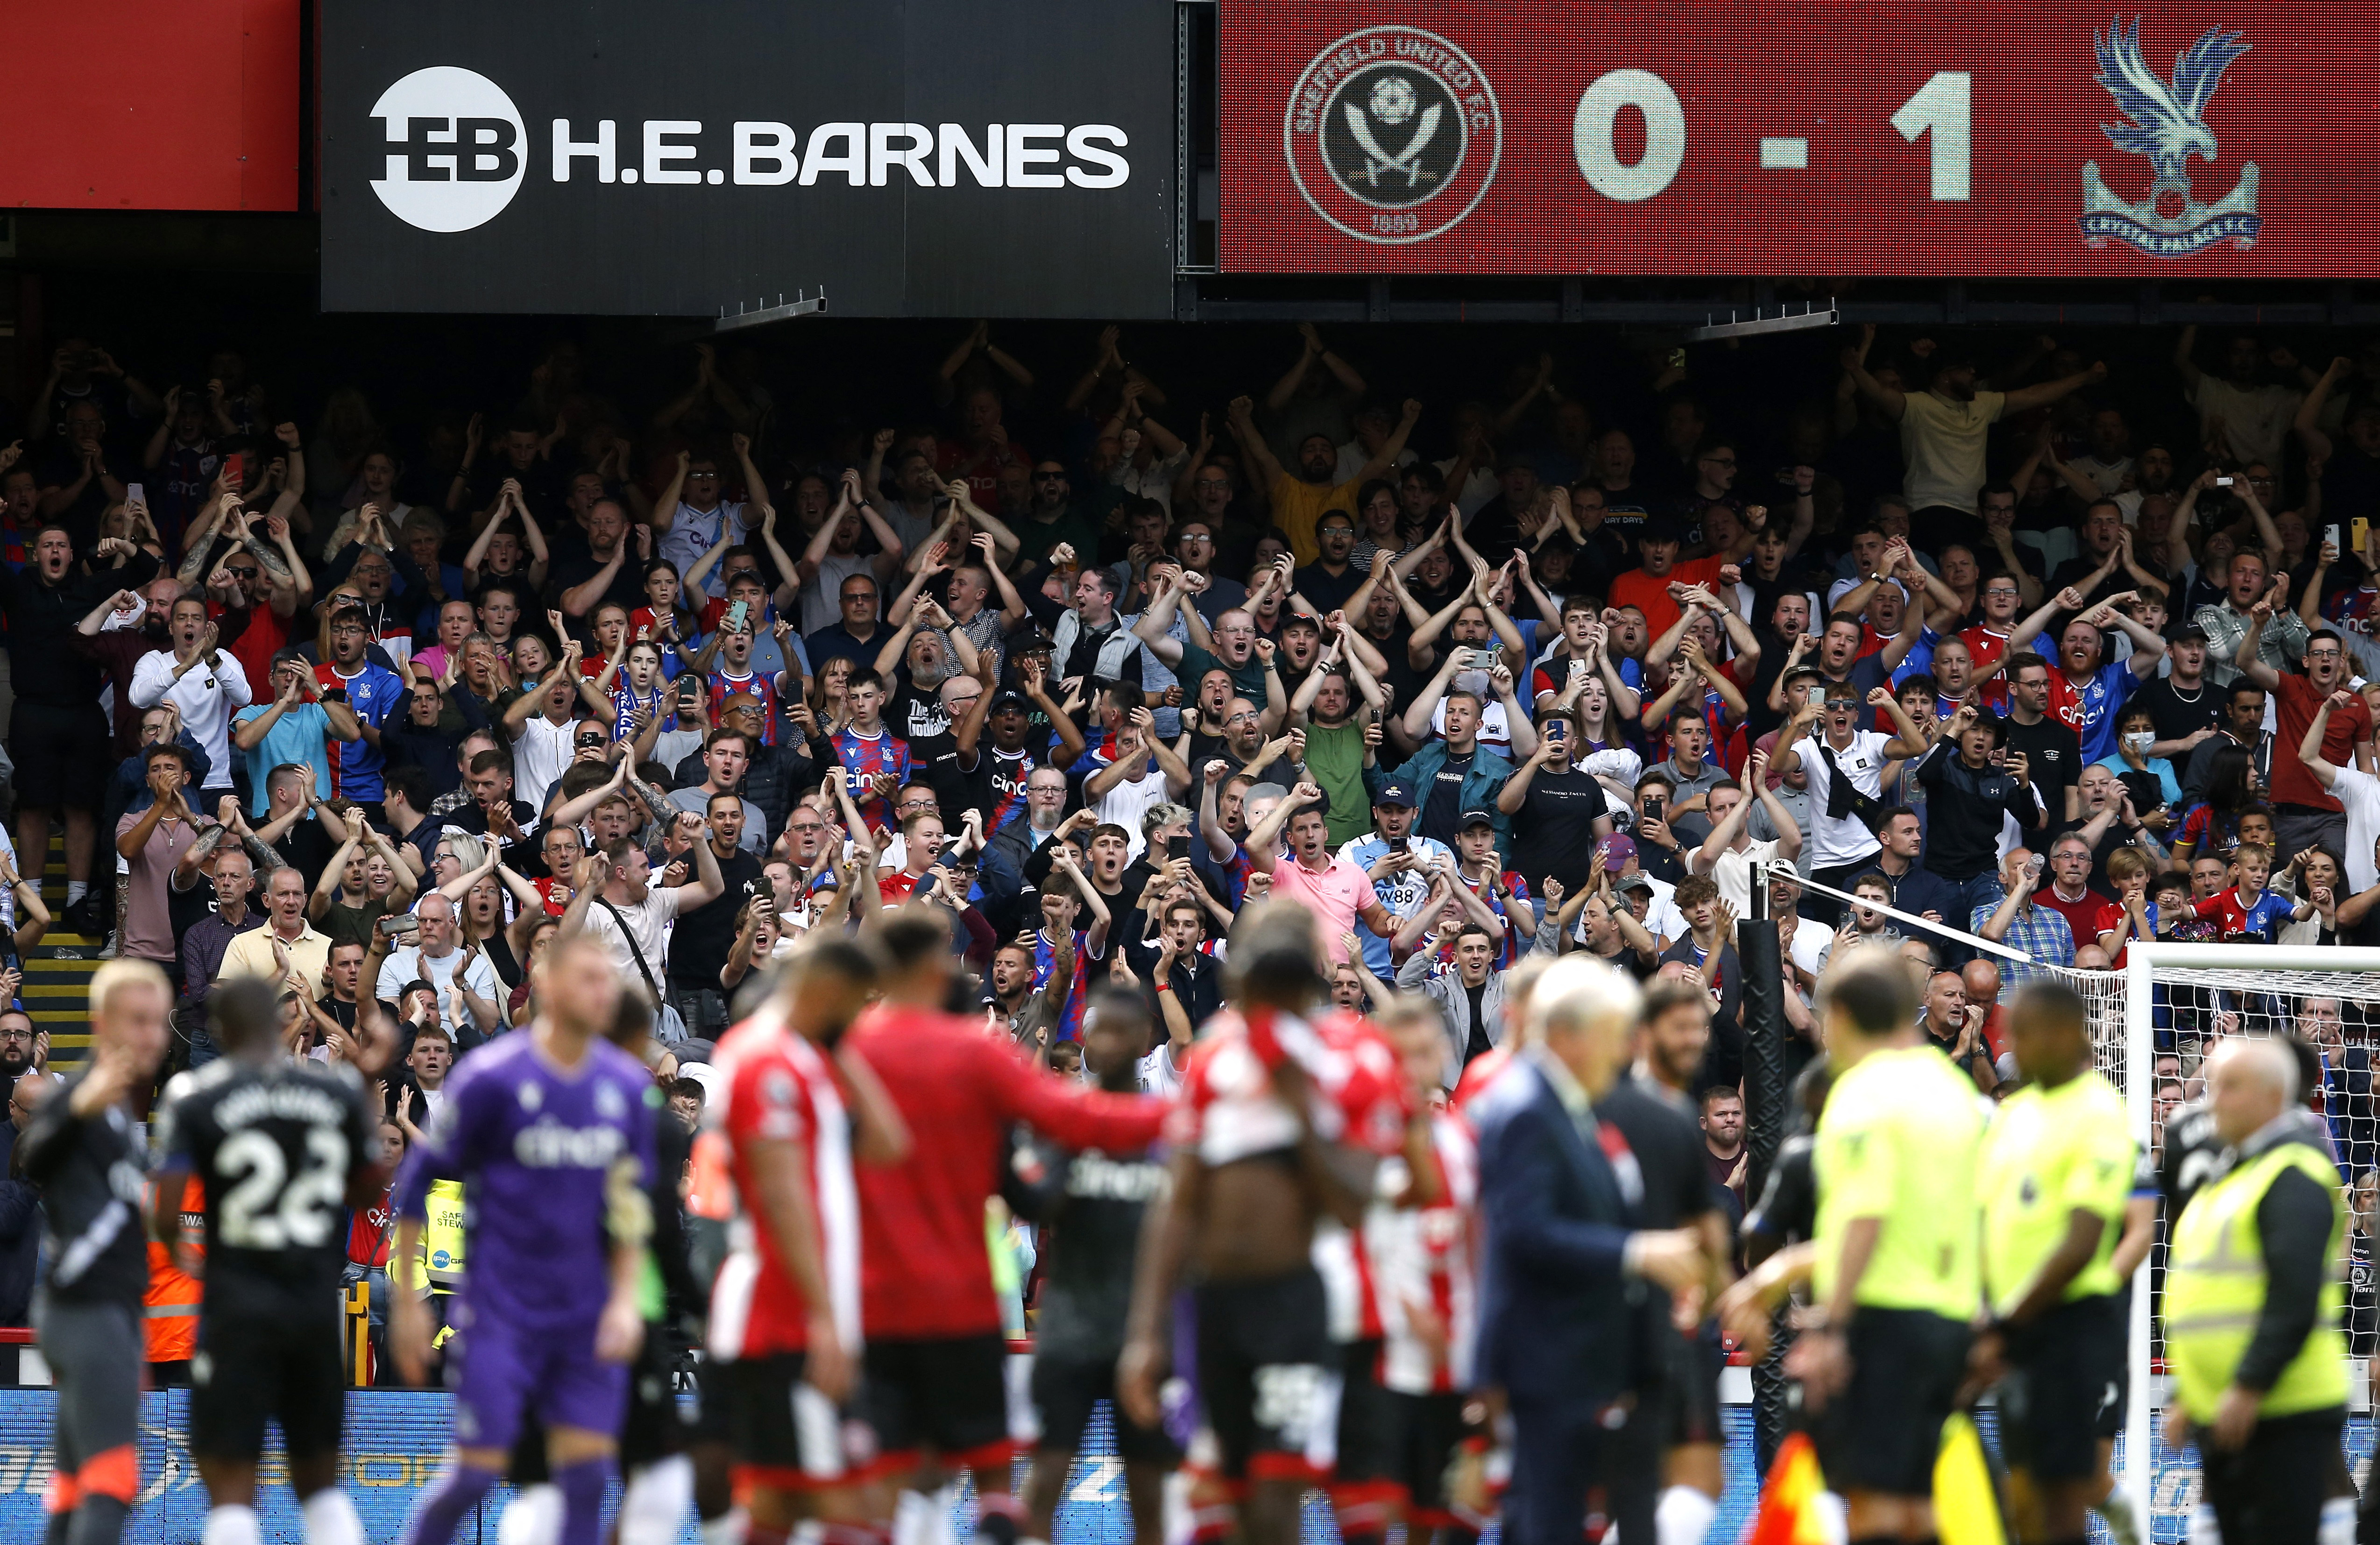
704,1009,859,1359
1369,1111,1480,1394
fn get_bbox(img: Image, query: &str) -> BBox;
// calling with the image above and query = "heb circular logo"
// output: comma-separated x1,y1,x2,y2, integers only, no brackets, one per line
1284,26,1500,246
368,66,526,234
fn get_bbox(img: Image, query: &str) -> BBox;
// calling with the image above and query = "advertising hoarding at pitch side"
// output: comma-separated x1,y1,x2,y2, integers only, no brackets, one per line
1217,1,2380,276
322,0,1175,317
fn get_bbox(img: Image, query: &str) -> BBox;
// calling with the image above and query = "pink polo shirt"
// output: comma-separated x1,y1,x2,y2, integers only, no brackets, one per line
1267,850,1372,964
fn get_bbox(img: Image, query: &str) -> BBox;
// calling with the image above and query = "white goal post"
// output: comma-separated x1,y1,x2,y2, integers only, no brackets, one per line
2108,942,2380,1532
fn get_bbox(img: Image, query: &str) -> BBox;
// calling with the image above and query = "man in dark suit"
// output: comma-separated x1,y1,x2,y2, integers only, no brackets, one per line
1471,958,1704,1545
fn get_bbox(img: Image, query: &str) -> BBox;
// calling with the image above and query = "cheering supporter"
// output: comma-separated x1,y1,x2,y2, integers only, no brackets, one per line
21,313,2380,1545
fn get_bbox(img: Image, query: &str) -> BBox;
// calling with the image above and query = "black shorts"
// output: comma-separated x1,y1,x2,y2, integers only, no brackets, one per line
1999,1295,2122,1483
1332,1339,1396,1487
1383,1391,1469,1519
688,1353,732,1446
1665,1325,1725,1449
1193,1270,1337,1483
10,702,109,810
621,1327,684,1469
1029,1348,1177,1464
1811,1307,1969,1499
724,1353,863,1488
190,1308,347,1463
859,1332,1011,1470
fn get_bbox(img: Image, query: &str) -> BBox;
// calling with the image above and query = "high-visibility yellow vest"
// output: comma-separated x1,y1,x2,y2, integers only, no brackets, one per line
394,1181,467,1293
2166,1141,2347,1423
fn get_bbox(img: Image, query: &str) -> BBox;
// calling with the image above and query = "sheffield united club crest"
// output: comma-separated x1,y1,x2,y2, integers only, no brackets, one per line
2079,17,2261,256
1285,25,1501,245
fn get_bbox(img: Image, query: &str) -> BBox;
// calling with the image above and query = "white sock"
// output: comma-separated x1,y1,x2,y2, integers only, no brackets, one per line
497,1483,565,1545
2322,1495,2358,1545
699,1504,749,1545
1654,1485,1718,1545
620,1455,695,1545
302,1488,366,1545
204,1505,263,1545
892,1490,934,1545
66,882,86,907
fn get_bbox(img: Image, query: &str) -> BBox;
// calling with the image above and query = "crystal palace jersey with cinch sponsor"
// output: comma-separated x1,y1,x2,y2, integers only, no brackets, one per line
1030,928,1100,1042
832,727,913,835
704,1008,857,1359
313,659,407,801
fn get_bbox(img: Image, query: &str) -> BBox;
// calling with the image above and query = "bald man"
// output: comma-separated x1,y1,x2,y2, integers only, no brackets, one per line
2164,1036,2355,1544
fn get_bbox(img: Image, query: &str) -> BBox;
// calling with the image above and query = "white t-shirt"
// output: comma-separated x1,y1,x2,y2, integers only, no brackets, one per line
1430,687,1513,758
129,648,254,790
1139,1043,1188,1098
1792,729,1892,870
1898,389,2006,515
512,713,576,815
800,553,876,634
1091,763,1171,859
2189,376,2302,469
1707,837,1790,921
375,944,504,1033
2332,764,2380,895
580,885,685,994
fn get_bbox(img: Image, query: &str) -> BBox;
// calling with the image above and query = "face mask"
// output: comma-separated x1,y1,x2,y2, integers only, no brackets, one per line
2124,731,2155,754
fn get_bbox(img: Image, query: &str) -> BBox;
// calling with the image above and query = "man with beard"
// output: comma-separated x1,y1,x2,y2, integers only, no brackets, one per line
13,523,161,934
1338,781,1455,980
554,497,657,624
1841,327,2105,539
73,578,184,756
1294,515,1366,615
2004,591,2168,763
1168,517,1247,622
1597,978,1732,1545
1227,392,1422,567
981,767,1074,937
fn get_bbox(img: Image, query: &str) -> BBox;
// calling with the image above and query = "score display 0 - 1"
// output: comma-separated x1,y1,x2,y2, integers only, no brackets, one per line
1221,0,2380,276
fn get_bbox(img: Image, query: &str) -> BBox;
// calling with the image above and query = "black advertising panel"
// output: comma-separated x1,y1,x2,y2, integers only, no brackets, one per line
320,0,1175,317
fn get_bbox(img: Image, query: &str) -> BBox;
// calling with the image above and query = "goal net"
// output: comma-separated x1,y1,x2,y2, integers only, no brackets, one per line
2083,943,2380,1540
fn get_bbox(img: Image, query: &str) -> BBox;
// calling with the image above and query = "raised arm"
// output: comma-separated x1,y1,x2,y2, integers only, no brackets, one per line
2002,360,2109,416
1838,325,1906,419
2295,355,2350,464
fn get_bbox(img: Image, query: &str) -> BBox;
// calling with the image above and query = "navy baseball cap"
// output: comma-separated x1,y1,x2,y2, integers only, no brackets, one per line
989,689,1030,713
1458,807,1498,829
1374,780,1417,808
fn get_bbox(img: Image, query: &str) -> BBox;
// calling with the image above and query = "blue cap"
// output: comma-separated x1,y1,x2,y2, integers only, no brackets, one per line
1374,780,1417,808
1458,807,1498,829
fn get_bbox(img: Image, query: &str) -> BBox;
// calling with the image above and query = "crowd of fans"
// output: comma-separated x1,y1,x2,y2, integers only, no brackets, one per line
0,314,2376,1328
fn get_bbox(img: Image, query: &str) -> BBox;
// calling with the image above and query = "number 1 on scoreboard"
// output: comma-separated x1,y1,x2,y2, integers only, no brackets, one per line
1891,72,1971,201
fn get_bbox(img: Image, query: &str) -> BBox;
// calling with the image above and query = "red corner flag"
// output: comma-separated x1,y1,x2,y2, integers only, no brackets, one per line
1745,1433,1831,1545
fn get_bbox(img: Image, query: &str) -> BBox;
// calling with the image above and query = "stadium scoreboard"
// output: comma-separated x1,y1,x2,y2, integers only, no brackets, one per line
1216,1,2380,277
